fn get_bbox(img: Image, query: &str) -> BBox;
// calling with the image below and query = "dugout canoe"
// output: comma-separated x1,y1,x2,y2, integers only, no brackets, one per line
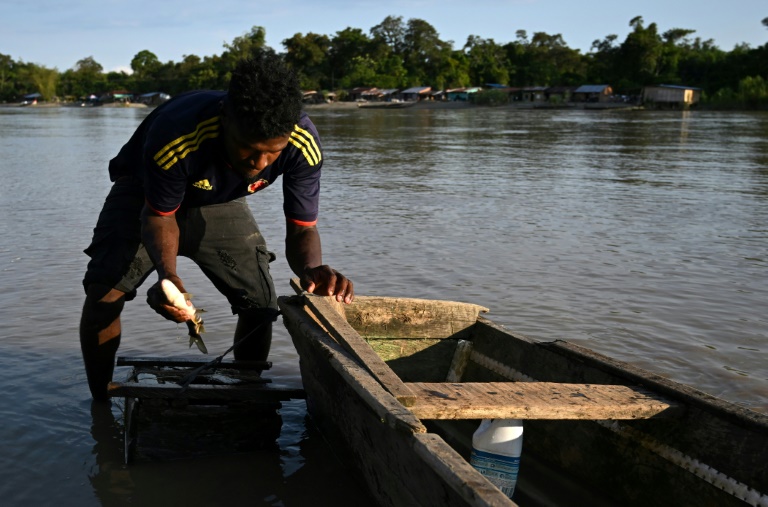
278,290,768,507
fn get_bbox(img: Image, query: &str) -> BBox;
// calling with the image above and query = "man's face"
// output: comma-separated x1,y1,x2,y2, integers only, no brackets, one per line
221,113,290,180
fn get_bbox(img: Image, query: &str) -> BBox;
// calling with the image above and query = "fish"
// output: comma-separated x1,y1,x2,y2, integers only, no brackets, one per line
160,279,208,354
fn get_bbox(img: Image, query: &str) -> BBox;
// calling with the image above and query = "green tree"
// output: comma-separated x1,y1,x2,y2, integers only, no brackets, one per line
373,55,409,89
616,16,663,91
586,34,620,85
529,32,585,85
283,32,331,90
221,26,268,75
402,18,451,86
738,75,768,108
675,37,726,93
656,28,697,83
61,56,107,97
328,28,372,89
371,15,406,57
463,36,509,85
22,63,58,100
437,50,471,89
339,55,378,88
131,50,161,78
0,53,18,101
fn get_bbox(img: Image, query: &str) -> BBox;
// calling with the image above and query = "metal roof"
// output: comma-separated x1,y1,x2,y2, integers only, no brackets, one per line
401,86,431,94
574,85,610,93
653,84,703,91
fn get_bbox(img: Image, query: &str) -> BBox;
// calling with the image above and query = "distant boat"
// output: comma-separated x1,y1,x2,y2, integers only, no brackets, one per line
358,100,416,109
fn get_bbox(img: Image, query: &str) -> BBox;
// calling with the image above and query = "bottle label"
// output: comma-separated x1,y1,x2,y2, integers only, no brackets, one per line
470,448,520,496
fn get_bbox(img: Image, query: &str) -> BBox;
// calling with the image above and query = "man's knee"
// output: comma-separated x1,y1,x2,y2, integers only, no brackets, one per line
83,284,127,326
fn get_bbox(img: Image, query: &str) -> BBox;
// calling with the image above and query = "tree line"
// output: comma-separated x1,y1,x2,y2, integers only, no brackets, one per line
1,16,767,108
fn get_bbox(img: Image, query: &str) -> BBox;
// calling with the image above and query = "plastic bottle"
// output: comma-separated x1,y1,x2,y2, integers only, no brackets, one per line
470,419,524,498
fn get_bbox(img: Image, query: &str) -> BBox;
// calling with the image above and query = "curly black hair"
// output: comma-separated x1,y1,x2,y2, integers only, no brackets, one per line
226,52,303,140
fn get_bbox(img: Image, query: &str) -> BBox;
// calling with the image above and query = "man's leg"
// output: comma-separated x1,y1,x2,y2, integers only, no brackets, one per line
80,284,127,401
183,200,279,362
233,308,279,361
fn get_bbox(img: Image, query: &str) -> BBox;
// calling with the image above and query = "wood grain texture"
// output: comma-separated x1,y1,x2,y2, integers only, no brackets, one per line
406,382,681,420
302,294,418,407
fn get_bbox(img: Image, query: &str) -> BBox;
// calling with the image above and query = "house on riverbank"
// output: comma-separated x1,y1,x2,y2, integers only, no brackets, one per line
399,86,432,101
573,85,613,103
642,84,701,109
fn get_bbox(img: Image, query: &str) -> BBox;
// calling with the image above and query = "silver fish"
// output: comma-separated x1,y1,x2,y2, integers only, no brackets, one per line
161,279,209,354
185,312,208,354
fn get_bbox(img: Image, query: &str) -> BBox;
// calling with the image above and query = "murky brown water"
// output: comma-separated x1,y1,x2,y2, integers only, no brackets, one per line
1,105,766,506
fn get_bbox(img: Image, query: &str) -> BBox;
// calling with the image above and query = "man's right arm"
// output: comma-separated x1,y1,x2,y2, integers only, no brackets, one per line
141,205,180,281
141,205,190,322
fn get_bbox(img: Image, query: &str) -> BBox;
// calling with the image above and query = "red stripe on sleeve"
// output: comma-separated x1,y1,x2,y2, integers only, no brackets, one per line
289,218,317,227
145,200,180,216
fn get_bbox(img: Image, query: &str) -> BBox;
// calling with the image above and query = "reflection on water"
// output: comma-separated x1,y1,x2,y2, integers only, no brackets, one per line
0,106,766,504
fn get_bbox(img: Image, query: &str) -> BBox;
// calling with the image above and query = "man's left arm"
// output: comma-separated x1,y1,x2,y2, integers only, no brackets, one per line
285,220,353,303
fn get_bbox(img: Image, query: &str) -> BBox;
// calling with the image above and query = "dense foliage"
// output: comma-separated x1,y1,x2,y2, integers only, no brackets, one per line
1,16,766,108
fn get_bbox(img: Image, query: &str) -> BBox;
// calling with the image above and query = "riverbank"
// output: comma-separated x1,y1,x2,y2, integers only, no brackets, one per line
3,100,713,112
305,100,643,111
0,101,149,108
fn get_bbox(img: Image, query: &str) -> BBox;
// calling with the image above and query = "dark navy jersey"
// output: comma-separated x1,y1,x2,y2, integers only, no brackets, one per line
108,90,322,225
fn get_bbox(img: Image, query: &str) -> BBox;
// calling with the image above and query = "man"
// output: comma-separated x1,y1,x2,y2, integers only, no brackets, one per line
80,53,353,401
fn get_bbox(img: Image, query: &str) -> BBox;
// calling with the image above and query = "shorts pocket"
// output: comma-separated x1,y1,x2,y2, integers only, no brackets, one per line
255,245,277,309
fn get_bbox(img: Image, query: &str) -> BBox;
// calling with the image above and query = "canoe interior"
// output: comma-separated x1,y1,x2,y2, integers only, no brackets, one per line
345,296,484,382
324,296,768,507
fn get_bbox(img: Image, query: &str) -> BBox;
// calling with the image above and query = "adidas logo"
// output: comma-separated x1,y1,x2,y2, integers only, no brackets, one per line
193,179,213,190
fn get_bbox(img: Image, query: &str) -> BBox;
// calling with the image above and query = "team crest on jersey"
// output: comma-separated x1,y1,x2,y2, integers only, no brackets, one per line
248,179,269,193
193,179,213,190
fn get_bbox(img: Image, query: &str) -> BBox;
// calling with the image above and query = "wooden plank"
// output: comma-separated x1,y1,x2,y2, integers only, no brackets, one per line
406,382,682,420
116,356,271,370
301,293,418,407
107,382,306,401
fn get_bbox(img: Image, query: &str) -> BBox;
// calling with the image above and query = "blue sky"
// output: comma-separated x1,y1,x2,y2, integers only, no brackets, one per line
1,0,765,73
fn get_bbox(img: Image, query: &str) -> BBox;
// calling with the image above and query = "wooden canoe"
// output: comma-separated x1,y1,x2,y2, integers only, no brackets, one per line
278,291,768,507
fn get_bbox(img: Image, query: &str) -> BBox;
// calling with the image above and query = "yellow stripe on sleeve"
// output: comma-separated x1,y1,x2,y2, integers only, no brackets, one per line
153,116,220,169
160,131,220,170
289,125,322,166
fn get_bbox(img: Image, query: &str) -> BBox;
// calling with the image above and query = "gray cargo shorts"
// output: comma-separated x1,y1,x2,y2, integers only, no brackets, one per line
82,176,277,313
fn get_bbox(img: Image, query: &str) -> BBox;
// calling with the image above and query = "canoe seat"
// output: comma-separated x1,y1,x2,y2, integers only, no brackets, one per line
404,381,681,420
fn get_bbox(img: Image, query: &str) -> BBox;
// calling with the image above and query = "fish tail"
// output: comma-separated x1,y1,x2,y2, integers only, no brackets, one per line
188,333,209,354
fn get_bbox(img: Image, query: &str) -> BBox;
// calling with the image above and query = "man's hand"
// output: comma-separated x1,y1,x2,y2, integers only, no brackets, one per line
146,276,192,322
302,265,354,304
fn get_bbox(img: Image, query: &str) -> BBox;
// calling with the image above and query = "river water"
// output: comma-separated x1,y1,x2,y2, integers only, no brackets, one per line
0,104,766,506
